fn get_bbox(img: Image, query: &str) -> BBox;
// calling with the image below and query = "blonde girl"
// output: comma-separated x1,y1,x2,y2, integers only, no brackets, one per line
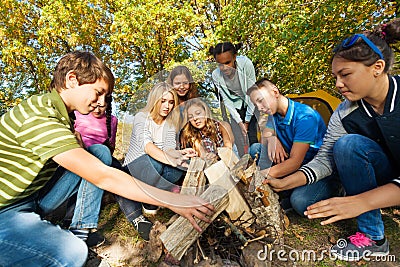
123,82,197,215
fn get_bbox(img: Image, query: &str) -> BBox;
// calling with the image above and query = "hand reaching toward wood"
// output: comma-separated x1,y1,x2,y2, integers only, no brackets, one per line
164,148,197,168
167,195,215,232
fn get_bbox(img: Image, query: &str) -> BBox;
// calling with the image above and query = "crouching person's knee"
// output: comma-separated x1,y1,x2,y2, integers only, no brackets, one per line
57,236,88,267
289,193,309,216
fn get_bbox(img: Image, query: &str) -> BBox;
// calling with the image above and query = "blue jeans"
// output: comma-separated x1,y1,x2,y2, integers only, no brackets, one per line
333,134,398,240
249,143,271,168
0,202,88,267
127,154,184,190
0,144,111,266
117,154,184,221
42,144,111,229
249,142,341,215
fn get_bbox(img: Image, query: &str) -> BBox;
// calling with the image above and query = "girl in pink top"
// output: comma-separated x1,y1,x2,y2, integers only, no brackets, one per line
74,95,118,152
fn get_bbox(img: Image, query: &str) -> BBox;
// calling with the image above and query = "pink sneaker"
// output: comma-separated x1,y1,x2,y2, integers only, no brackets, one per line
170,185,181,193
331,232,389,261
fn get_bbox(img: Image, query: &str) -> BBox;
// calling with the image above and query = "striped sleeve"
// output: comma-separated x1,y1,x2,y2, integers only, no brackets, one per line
298,101,351,184
18,115,79,160
0,92,79,207
164,122,177,150
390,177,400,187
123,112,148,165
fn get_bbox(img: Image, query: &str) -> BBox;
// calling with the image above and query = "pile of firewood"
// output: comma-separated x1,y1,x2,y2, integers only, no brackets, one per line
160,148,289,264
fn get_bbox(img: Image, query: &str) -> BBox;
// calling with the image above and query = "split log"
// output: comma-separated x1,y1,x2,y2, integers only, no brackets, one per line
180,157,206,196
230,154,253,184
160,185,229,260
217,147,239,170
204,160,254,226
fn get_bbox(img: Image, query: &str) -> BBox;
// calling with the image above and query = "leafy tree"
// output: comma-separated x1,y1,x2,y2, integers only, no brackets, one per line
214,0,397,96
0,0,398,116
0,0,114,113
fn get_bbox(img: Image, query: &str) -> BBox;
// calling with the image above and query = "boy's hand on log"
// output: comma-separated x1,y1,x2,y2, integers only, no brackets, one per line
263,173,306,192
263,176,287,192
167,195,215,232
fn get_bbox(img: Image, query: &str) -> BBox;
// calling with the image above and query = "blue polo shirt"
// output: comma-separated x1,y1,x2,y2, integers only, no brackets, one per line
266,98,327,163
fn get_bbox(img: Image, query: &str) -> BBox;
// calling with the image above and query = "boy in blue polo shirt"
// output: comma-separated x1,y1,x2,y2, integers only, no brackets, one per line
247,78,340,215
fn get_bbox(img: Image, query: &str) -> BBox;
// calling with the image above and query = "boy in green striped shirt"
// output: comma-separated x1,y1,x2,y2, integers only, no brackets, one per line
0,51,213,266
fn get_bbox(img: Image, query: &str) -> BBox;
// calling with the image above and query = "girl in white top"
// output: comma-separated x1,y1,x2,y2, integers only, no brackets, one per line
124,82,197,191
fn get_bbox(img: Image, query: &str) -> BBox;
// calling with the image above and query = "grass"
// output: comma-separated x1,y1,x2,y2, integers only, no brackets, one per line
94,197,399,267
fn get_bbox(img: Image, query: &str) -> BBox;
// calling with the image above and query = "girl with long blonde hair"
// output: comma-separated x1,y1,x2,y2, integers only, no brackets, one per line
123,82,197,221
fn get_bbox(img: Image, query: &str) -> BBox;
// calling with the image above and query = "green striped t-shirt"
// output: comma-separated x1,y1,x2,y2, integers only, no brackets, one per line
0,90,80,208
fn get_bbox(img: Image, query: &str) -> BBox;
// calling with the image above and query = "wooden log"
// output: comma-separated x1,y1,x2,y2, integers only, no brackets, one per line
230,154,252,184
180,157,206,196
159,185,229,260
204,160,254,225
217,147,239,170
242,169,287,240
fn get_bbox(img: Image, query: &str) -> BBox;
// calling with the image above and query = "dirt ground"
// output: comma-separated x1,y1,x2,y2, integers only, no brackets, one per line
85,199,400,267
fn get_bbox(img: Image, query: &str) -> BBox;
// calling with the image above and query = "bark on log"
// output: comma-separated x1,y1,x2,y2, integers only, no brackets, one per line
180,157,206,196
159,185,229,260
242,169,287,240
230,154,253,184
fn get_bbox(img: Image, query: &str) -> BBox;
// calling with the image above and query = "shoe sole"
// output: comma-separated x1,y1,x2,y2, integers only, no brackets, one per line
88,238,105,248
142,207,159,216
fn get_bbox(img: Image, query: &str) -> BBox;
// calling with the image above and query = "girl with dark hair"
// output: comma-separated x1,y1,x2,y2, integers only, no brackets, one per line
167,65,199,105
74,95,118,153
209,42,258,156
268,19,400,261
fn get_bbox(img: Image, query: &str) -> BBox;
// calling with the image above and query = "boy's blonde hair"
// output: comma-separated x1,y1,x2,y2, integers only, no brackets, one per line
246,78,280,96
51,51,114,93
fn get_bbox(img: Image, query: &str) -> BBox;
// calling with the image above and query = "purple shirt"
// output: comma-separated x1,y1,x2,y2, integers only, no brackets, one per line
74,111,118,148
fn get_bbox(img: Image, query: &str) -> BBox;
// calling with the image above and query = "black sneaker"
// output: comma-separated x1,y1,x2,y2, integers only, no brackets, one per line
279,197,293,213
86,230,105,248
70,228,105,248
142,203,159,216
331,232,389,261
132,215,153,241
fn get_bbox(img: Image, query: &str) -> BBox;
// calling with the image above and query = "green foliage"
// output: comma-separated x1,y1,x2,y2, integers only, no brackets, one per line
0,0,398,114
218,0,397,95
